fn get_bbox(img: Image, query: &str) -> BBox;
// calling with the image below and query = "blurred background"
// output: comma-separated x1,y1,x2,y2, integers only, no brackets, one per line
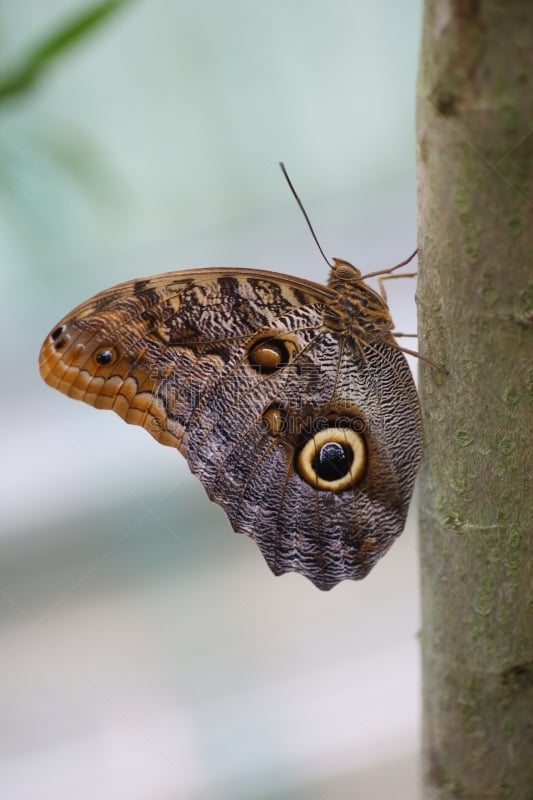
0,1,424,798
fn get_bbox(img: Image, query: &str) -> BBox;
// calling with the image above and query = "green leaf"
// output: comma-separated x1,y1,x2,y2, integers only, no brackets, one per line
0,0,130,102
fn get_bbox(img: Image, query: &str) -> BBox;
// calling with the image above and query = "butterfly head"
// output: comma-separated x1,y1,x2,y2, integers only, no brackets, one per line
328,258,363,282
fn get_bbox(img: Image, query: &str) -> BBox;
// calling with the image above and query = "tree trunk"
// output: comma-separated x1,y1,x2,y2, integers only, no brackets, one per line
416,2,533,798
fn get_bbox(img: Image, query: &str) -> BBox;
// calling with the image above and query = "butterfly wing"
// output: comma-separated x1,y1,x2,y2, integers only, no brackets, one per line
40,267,422,590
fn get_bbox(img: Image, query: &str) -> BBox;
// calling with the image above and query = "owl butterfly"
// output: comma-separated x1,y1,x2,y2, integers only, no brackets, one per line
39,165,423,590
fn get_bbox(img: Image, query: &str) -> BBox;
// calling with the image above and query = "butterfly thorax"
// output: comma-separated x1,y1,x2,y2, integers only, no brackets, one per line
325,258,394,339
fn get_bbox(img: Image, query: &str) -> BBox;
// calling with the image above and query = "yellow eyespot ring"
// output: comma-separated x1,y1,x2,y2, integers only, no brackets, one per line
296,427,366,492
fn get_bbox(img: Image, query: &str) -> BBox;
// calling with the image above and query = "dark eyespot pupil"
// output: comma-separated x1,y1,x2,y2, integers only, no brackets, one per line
51,325,66,341
313,441,353,482
96,349,114,365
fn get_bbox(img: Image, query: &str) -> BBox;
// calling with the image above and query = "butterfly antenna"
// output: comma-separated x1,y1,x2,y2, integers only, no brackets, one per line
279,162,332,268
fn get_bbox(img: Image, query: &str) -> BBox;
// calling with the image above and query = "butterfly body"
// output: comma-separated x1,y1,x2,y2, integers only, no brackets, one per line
40,262,422,590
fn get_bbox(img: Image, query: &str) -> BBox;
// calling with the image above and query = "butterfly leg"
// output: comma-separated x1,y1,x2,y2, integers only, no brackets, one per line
376,272,417,304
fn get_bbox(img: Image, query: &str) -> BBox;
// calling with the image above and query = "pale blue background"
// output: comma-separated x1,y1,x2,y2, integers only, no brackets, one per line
0,2,423,798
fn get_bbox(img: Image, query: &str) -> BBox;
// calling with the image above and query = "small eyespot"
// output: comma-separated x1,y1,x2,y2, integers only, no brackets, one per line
51,325,66,341
295,427,366,492
261,405,285,435
95,347,117,366
248,337,291,374
50,324,68,350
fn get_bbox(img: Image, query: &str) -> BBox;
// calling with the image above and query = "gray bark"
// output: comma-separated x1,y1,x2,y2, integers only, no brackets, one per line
416,2,533,798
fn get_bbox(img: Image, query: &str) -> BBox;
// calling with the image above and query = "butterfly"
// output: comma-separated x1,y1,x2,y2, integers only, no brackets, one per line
39,253,423,590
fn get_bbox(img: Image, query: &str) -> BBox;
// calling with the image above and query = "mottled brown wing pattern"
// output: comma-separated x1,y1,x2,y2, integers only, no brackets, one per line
39,264,422,590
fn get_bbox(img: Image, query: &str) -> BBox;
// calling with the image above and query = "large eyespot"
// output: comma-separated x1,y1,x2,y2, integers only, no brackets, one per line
94,347,118,367
296,427,366,492
248,336,291,374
